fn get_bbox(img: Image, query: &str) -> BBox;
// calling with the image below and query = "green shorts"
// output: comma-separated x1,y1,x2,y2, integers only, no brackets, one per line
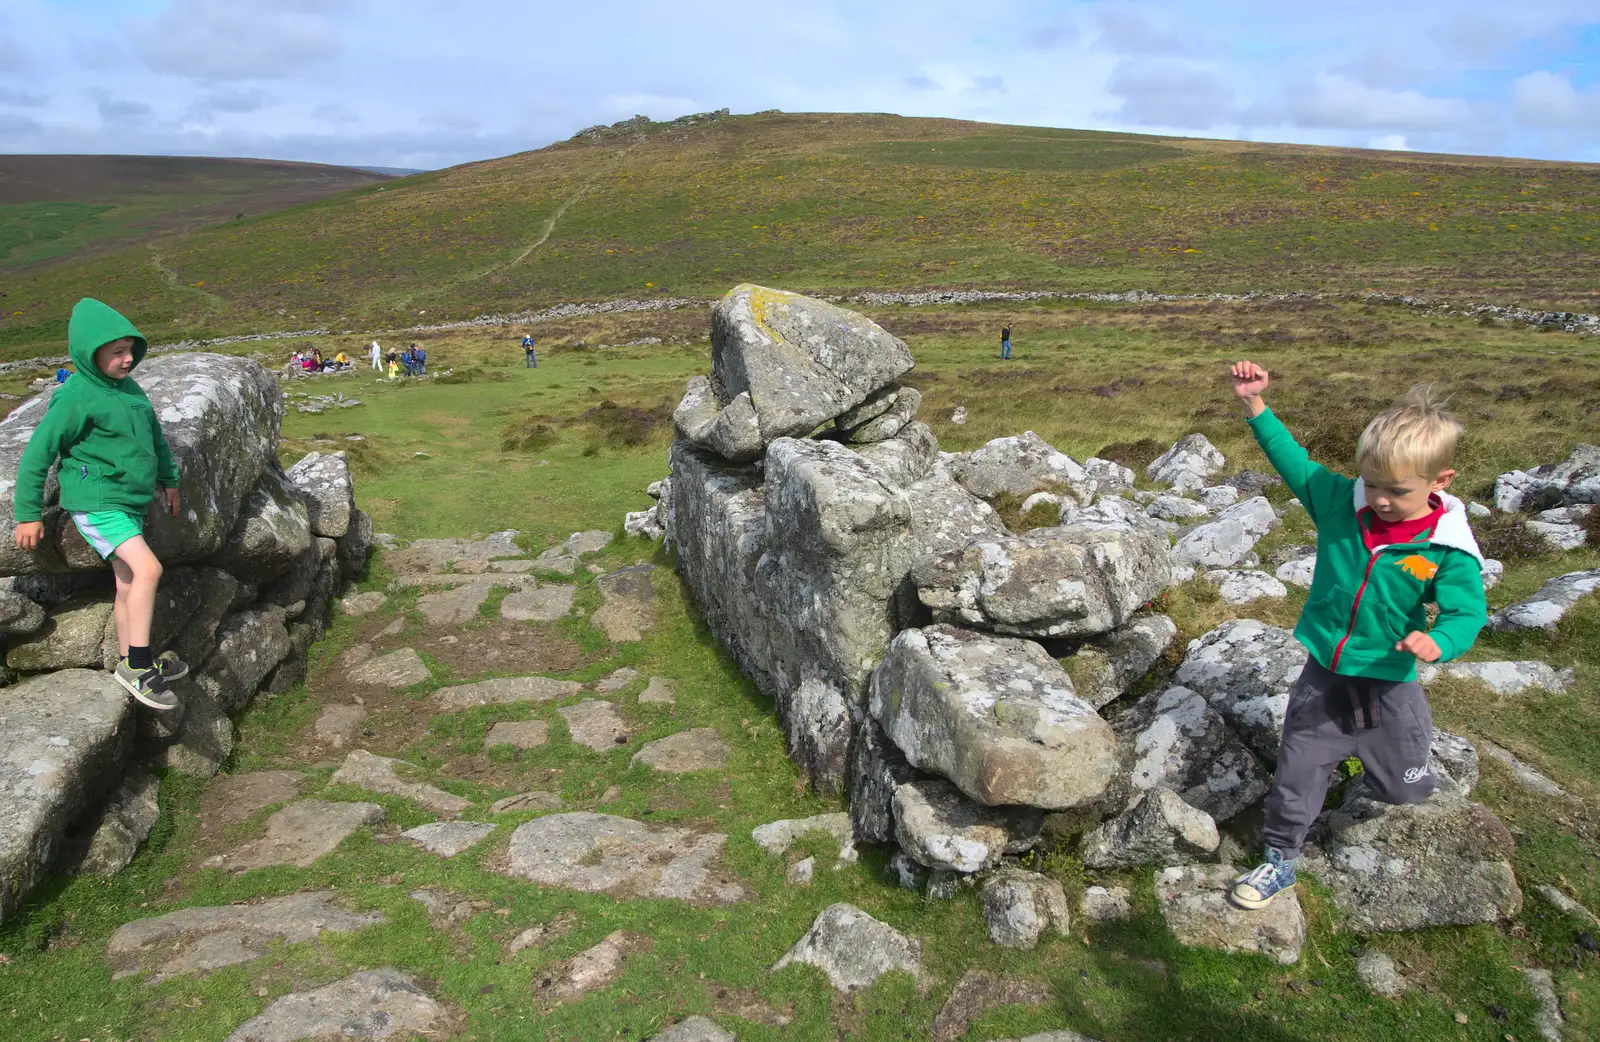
71,510,144,560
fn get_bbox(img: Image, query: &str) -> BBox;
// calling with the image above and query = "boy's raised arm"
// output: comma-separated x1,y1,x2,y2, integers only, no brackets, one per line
1229,360,1339,519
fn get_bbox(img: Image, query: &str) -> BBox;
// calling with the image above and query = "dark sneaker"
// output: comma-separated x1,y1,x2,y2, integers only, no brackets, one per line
155,651,190,683
1230,848,1297,910
114,659,180,711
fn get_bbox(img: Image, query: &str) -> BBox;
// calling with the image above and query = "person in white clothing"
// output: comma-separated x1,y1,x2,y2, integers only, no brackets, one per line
369,341,382,370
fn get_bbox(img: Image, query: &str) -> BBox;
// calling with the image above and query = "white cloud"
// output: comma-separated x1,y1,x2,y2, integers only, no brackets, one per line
1369,133,1409,150
132,0,341,80
1094,6,1202,56
1273,74,1473,131
1514,70,1600,128
1106,59,1235,127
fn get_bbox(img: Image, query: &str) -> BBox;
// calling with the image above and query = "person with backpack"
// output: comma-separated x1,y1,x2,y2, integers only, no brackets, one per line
1000,325,1012,360
522,334,537,368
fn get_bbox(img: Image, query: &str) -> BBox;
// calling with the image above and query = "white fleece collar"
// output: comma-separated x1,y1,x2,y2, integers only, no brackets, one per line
1352,484,1484,562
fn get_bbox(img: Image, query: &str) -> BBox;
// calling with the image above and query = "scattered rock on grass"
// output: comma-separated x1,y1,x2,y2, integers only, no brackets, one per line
484,720,549,750
195,771,303,835
339,591,386,616
1524,967,1565,1042
416,582,492,625
107,892,384,982
401,821,495,857
1079,885,1133,924
212,800,384,870
436,675,582,710
225,968,443,1042
591,564,656,642
1489,569,1600,633
929,968,1052,1042
507,910,577,956
594,667,640,694
500,585,575,623
1204,569,1288,604
631,728,730,773
772,903,922,993
1479,740,1565,796
637,677,677,704
313,704,367,749
751,812,856,863
489,791,565,814
1417,660,1575,695
346,648,431,688
1155,863,1306,965
980,869,1070,949
331,750,471,816
534,930,654,1006
787,857,815,886
1355,950,1409,998
502,812,747,904
558,700,631,751
647,1017,736,1042
1079,788,1220,869
1532,884,1600,926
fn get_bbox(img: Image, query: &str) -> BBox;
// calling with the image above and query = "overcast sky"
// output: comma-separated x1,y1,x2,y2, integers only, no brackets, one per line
2,1,1598,170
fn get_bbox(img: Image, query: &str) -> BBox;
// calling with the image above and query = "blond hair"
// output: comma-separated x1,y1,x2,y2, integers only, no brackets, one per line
1356,384,1462,479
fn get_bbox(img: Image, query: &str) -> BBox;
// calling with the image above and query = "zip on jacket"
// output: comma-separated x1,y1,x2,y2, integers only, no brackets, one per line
1245,406,1487,681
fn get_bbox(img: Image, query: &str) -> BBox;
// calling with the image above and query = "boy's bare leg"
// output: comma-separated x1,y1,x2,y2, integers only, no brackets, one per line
109,535,162,652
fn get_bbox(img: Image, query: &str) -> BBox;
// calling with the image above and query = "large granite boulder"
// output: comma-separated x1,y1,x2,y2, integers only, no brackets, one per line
677,285,914,460
912,521,1171,639
1489,569,1600,633
1147,434,1226,493
1079,787,1220,869
0,353,281,574
5,594,114,671
0,669,132,921
838,385,922,444
206,467,313,584
848,718,925,845
1064,614,1178,709
285,451,354,539
1170,497,1276,569
869,625,1116,810
949,432,1092,502
192,606,292,713
1304,789,1522,933
1173,618,1308,761
1156,863,1305,964
1108,685,1270,824
1493,444,1600,512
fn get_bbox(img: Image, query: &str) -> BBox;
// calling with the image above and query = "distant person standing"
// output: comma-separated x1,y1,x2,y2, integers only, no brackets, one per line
369,340,382,371
414,344,427,375
522,335,537,368
1000,325,1012,361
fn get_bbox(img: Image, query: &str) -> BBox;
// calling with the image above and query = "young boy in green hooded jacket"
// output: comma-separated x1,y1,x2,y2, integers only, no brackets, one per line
1225,360,1488,911
12,298,189,709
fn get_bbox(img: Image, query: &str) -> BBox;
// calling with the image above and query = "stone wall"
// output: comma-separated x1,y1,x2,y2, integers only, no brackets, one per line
0,353,370,921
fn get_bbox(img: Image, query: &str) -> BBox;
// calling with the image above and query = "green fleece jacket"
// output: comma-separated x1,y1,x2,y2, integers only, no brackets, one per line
13,299,179,522
1247,406,1486,681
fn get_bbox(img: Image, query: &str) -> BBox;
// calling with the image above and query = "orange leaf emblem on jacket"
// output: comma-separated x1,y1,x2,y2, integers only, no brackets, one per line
1396,554,1437,581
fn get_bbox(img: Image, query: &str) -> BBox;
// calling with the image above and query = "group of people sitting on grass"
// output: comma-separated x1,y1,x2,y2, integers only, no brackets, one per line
290,347,352,373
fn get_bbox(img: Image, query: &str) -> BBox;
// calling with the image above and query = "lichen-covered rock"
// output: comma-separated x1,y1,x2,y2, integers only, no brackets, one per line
950,431,1091,502
1173,618,1308,762
1064,614,1178,709
848,718,926,844
1204,568,1288,605
892,779,1043,872
224,968,442,1042
681,285,915,459
1170,497,1276,568
60,768,160,877
1079,787,1220,869
192,606,292,713
1147,434,1226,493
870,625,1117,810
1156,863,1305,964
331,750,470,816
980,869,1070,949
0,588,45,635
206,467,312,584
336,508,373,579
1147,495,1211,522
905,464,1006,557
0,353,281,575
1493,444,1600,512
501,812,746,905
912,521,1171,639
1417,660,1575,695
840,386,922,443
285,451,354,538
772,903,922,992
1109,686,1270,824
1304,793,1522,932
1489,569,1600,633
5,594,112,670
0,670,131,921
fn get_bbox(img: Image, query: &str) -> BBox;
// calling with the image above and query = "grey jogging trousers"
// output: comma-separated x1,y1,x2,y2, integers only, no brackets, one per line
1261,656,1436,860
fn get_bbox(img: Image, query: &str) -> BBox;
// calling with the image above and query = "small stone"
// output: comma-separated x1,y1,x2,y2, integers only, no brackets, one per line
1478,740,1565,796
925,869,962,901
787,857,816,886
1468,501,1492,518
501,812,746,904
484,720,550,750
752,813,856,863
893,779,1043,873
631,728,730,773
980,869,1070,949
1274,556,1316,588
1532,884,1600,926
929,968,1052,1042
888,851,929,890
1204,568,1288,604
506,911,576,956
1523,967,1565,1042
416,581,492,625
593,667,640,694
490,791,565,814
591,564,656,642
564,530,614,555
772,903,922,993
1490,569,1600,633
647,1016,737,1042
339,591,387,616
1156,863,1306,965
224,968,442,1042
637,677,678,704
1356,951,1409,998
331,750,471,816
500,585,576,622
1079,885,1133,923
347,648,431,688
558,700,631,751
215,800,384,870
401,821,496,857
313,704,367,749
436,675,582,709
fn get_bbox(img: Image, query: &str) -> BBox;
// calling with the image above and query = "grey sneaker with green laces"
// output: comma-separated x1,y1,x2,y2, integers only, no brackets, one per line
114,659,180,711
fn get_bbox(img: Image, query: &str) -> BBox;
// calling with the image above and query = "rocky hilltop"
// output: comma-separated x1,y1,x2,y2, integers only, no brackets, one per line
0,353,370,920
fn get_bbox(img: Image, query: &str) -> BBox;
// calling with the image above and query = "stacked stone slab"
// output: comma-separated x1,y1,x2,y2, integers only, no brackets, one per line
0,353,370,921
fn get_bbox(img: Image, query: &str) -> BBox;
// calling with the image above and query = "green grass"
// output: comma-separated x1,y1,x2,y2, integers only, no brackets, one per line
3,112,1598,360
3,293,1600,1040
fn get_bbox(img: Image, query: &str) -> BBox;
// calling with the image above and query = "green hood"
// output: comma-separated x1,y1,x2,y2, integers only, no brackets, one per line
67,298,146,386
